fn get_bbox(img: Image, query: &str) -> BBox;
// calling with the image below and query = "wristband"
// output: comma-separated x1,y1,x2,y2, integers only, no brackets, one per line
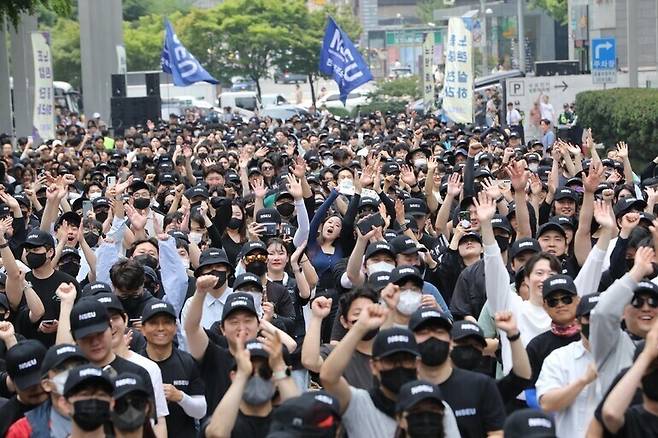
507,332,521,342
496,196,505,203
0,242,8,249
272,368,291,381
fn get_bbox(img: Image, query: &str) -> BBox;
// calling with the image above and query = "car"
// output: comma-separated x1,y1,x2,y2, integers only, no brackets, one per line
317,90,371,112
389,66,413,79
217,91,261,120
259,105,310,121
273,69,307,84
229,76,257,92
261,93,290,107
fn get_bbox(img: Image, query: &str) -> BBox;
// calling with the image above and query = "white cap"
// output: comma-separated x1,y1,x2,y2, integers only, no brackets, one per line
92,112,101,119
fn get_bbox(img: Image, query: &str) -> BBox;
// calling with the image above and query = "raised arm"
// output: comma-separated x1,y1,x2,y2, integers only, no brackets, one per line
301,297,331,373
616,142,635,186
575,162,603,265
507,161,532,239
494,311,531,380
345,226,376,287
158,235,188,317
308,190,339,247
55,282,77,345
0,217,24,310
435,173,462,240
425,156,439,213
538,355,597,413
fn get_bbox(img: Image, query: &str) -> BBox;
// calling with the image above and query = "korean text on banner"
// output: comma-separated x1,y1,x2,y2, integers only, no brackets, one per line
161,19,218,87
319,17,373,104
423,33,435,111
442,17,473,124
31,32,54,142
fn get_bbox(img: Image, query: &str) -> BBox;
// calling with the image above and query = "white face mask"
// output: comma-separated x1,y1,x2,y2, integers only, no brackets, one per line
189,232,203,245
414,158,428,168
181,257,190,269
236,290,263,317
88,192,102,200
322,158,334,167
529,163,539,172
396,289,422,316
51,370,69,395
367,261,395,275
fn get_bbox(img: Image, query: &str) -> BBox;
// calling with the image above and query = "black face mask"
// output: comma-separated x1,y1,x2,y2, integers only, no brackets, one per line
450,345,483,370
59,260,81,277
406,411,444,438
642,368,658,401
580,322,590,339
72,399,110,431
134,254,158,270
228,217,243,230
84,232,100,247
418,337,450,367
246,261,267,277
495,235,510,252
26,252,47,269
209,270,227,289
276,203,295,217
95,211,109,223
379,367,416,394
133,197,150,210
111,402,147,432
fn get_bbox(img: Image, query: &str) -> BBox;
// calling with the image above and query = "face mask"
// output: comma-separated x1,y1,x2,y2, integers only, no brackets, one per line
181,257,190,269
580,322,590,339
51,370,69,395
406,411,444,438
84,232,99,247
277,203,295,217
133,197,150,209
450,345,483,370
198,152,208,159
26,252,47,269
134,254,158,270
246,260,268,277
418,337,450,367
529,163,539,172
367,261,395,275
642,368,658,401
322,158,334,167
88,192,101,200
379,367,416,394
242,375,276,405
397,290,422,316
111,403,147,432
414,158,428,168
228,217,243,230
95,211,108,223
209,270,227,289
495,235,510,252
189,231,203,245
72,399,110,431
60,260,81,277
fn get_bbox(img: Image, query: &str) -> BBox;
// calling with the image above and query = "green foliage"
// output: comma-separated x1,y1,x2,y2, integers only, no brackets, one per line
528,0,568,24
417,0,450,24
123,0,193,22
352,99,408,117
326,107,351,118
371,77,422,100
48,17,81,88
1,0,72,28
576,89,658,162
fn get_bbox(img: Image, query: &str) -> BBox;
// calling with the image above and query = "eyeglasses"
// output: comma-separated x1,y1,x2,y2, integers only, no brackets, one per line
545,295,574,308
261,166,274,171
631,295,658,309
244,253,267,264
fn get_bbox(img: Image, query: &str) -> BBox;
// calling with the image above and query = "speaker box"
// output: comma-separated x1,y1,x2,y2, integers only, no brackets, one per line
534,60,580,77
111,96,161,131
145,73,161,97
111,74,127,97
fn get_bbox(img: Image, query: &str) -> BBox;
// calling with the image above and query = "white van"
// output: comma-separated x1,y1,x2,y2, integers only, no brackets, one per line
217,91,261,120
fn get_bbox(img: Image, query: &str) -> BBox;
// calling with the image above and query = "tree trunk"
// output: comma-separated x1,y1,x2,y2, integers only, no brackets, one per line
255,78,262,104
308,73,316,107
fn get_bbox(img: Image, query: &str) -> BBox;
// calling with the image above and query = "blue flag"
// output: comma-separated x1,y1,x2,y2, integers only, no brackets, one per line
319,17,372,104
161,19,218,86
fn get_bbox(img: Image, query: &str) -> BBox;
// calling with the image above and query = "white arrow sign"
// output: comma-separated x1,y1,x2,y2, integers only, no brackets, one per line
595,41,613,59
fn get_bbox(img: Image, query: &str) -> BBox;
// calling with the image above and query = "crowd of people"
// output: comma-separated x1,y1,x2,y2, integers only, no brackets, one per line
0,101,655,438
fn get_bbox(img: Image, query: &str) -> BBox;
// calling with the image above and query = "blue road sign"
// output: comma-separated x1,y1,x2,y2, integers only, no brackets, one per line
592,37,616,70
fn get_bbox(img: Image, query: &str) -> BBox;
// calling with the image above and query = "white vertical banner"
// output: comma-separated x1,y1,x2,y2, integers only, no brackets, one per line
31,32,54,141
116,45,127,74
422,33,435,112
442,17,473,124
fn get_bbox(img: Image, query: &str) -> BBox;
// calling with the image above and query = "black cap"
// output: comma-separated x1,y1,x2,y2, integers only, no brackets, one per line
382,161,400,175
490,214,512,233
270,390,340,434
23,229,55,248
41,344,87,376
60,246,82,260
634,280,658,298
504,408,556,438
368,271,393,291
92,197,111,209
6,340,47,390
390,235,426,255
94,293,124,314
395,380,443,413
358,197,379,211
159,172,176,184
141,300,177,323
64,365,113,398
56,211,81,228
275,190,294,202
0,292,9,310
542,274,578,298
554,187,578,201
113,372,150,400
613,197,648,218
458,231,482,245
69,298,111,339
450,320,486,348
404,198,428,217
0,272,5,286
549,215,576,230
391,266,424,288
255,208,282,224
0,204,11,217
195,248,231,276
240,240,268,258
169,230,189,243
129,180,149,193
537,222,567,239
248,167,262,176
364,241,395,260
245,338,269,359
408,307,453,332
576,293,600,318
509,238,541,260
372,327,419,359
232,273,263,291
222,292,259,322
81,281,113,297
184,185,209,200
13,193,31,208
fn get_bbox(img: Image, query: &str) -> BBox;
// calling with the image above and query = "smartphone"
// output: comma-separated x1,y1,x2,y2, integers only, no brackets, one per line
281,223,296,237
458,211,471,222
357,212,385,235
41,319,56,325
83,200,93,217
128,318,141,327
106,175,117,187
261,222,279,236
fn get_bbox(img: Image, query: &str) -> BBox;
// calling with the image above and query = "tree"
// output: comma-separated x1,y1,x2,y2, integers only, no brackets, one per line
123,14,169,72
123,0,193,22
46,17,81,88
417,0,450,24
529,0,567,24
1,0,71,27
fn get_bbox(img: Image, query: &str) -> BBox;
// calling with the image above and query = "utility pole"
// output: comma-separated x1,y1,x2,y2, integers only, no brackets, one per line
517,0,525,72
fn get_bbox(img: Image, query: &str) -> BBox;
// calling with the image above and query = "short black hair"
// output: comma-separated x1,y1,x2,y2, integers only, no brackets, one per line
338,286,379,321
110,259,145,292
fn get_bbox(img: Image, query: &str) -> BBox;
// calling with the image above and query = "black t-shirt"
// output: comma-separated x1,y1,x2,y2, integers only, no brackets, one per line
594,367,643,437
221,234,244,267
231,411,272,438
440,368,506,438
200,340,235,418
22,269,79,347
618,405,658,437
145,348,205,436
527,330,581,385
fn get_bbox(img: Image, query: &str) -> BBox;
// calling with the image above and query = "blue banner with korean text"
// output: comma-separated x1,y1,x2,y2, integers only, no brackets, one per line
161,19,218,86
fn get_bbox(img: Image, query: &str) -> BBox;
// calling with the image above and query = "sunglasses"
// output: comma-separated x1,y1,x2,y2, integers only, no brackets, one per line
545,295,574,308
631,295,658,309
244,253,267,264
